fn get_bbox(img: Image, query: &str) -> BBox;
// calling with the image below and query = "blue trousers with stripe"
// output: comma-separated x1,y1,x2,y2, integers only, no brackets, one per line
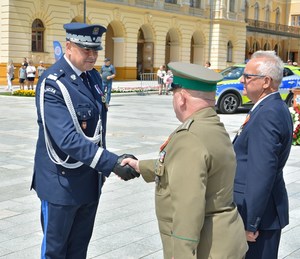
40,200,99,259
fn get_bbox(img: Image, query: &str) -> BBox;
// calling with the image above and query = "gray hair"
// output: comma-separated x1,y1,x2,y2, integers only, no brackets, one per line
251,50,283,86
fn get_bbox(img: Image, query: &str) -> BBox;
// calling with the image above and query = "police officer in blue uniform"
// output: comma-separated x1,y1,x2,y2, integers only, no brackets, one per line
31,23,139,259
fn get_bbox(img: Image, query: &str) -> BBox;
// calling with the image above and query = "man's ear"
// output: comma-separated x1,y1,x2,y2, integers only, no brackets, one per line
263,76,272,88
179,89,189,106
65,41,72,53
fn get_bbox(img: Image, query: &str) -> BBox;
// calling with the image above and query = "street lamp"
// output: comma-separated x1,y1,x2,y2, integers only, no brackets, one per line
84,0,86,23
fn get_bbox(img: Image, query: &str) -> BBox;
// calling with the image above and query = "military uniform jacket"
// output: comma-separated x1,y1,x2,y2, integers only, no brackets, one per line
31,56,118,206
233,92,293,232
139,107,248,259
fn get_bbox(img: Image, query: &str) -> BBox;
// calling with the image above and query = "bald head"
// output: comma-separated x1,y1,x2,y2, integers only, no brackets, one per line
173,88,216,122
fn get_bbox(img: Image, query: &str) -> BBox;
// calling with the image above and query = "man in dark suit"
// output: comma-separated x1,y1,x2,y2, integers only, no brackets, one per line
31,23,139,259
233,50,293,259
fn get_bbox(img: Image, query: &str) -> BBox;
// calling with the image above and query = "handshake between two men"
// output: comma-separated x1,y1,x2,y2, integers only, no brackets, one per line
113,154,140,181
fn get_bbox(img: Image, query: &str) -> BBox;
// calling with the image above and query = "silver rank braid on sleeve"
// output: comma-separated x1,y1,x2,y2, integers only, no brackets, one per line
39,75,103,169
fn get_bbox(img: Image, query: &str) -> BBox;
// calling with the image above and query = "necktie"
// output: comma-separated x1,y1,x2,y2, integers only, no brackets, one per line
80,72,90,89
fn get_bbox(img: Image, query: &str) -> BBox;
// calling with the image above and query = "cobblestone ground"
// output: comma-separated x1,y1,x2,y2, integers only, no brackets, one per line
0,91,299,258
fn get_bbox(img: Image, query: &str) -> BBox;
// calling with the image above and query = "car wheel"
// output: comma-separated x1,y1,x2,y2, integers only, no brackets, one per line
219,93,240,114
285,93,294,107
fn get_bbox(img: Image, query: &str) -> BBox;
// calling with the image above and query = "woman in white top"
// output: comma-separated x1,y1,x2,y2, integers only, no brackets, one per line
6,59,14,93
26,59,36,90
157,65,166,95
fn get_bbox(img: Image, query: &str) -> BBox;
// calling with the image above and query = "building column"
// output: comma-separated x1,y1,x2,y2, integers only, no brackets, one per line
112,37,125,67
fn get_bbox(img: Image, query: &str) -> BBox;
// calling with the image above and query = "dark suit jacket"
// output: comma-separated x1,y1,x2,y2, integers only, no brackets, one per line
31,56,118,206
233,92,293,232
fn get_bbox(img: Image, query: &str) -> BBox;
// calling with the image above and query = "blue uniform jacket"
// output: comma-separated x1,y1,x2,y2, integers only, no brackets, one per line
233,92,293,232
31,56,118,206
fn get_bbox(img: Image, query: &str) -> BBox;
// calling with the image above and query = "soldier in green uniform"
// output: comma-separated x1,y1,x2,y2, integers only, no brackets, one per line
122,62,248,259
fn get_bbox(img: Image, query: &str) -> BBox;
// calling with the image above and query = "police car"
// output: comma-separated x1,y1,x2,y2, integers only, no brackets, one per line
216,64,300,114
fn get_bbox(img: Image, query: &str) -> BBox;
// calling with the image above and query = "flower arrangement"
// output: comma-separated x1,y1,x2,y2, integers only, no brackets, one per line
12,90,35,97
289,105,300,145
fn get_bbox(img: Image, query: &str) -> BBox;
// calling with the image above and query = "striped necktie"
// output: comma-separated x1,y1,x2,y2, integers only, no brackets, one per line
80,72,90,89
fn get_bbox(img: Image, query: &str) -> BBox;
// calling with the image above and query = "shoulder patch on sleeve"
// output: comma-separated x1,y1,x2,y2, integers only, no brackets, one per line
176,118,194,132
44,87,56,94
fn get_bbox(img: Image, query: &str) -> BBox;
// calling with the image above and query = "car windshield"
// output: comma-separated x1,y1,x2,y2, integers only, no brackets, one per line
220,66,245,80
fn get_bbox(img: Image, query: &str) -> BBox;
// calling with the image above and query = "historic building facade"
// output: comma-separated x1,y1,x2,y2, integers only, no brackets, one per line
0,0,299,84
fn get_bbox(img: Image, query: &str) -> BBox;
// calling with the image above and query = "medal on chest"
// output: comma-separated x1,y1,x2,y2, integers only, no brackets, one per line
94,84,106,103
154,137,171,186
236,113,250,136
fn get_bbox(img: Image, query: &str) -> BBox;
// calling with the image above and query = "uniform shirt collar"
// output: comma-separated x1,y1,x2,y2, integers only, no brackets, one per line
63,54,84,77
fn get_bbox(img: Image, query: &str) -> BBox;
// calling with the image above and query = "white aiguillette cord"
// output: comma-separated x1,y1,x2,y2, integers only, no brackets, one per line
40,76,103,169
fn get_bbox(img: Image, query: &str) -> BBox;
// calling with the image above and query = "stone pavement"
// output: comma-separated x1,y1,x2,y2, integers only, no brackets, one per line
0,89,300,258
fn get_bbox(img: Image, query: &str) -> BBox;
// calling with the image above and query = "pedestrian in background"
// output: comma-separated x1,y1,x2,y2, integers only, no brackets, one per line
26,59,36,90
37,61,46,79
23,57,28,68
6,59,15,94
163,69,173,94
31,22,139,259
204,61,211,68
23,57,29,83
157,64,166,95
100,57,116,109
123,62,248,259
19,63,26,90
233,50,293,259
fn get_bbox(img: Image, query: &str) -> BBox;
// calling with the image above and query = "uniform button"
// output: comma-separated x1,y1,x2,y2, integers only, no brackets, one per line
62,171,65,175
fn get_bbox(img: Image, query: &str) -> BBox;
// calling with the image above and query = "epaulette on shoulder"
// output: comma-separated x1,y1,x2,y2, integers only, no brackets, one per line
176,118,194,132
47,70,65,81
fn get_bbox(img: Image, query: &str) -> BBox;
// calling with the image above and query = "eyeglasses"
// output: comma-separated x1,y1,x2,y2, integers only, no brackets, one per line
242,73,266,80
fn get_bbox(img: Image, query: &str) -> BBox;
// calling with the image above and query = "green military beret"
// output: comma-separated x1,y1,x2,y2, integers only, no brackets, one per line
168,62,223,92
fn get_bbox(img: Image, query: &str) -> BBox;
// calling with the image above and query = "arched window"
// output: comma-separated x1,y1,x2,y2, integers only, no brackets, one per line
263,42,270,50
265,5,270,23
227,41,233,62
274,44,279,55
190,0,201,8
229,0,235,12
275,7,280,25
254,3,259,21
244,0,249,21
253,41,260,52
32,19,45,52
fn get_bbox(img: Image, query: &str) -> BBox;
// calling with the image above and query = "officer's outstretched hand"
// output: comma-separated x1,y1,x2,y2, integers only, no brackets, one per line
113,154,140,181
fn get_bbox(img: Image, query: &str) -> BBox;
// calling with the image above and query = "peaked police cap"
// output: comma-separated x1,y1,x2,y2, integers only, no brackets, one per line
63,22,106,50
